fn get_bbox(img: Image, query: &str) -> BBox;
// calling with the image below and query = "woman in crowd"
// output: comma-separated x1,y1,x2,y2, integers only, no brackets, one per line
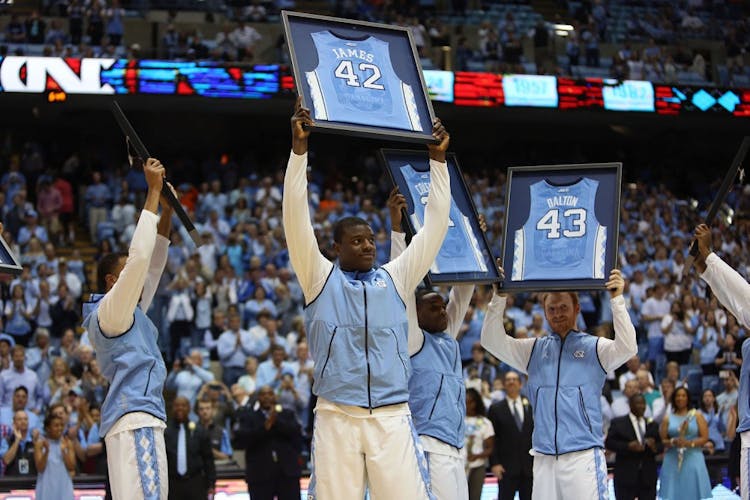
700,389,727,485
4,284,32,346
662,300,695,365
44,357,77,407
243,286,276,327
659,387,713,499
464,388,494,500
80,359,109,406
697,310,723,375
34,413,75,500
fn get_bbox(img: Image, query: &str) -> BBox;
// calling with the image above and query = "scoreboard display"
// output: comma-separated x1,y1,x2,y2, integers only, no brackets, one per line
0,56,748,118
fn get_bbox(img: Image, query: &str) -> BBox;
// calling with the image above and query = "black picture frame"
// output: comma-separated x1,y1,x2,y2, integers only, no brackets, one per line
0,233,22,276
282,11,437,143
500,162,622,292
379,149,502,285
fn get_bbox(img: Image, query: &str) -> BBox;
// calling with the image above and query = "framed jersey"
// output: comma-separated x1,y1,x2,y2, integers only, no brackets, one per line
501,163,622,292
282,11,437,143
380,149,502,285
0,232,22,276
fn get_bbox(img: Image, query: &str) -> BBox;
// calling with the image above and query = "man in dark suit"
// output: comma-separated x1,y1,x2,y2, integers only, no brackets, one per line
487,371,533,500
234,385,302,500
164,396,216,500
605,393,662,500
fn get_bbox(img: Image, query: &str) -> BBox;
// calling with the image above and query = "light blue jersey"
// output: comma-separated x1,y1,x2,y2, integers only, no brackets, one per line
512,177,606,281
306,30,422,131
400,163,487,274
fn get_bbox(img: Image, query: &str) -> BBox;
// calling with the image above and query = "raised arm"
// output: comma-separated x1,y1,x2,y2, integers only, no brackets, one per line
695,225,750,328
480,292,536,374
383,120,451,300
141,186,175,312
98,158,164,336
597,270,638,372
282,98,332,304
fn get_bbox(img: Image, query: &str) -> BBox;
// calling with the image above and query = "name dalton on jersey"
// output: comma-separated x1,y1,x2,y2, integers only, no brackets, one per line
512,177,606,281
305,30,422,131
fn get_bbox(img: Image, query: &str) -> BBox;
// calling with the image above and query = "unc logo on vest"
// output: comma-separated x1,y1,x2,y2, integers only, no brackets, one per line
373,278,387,288
573,350,585,358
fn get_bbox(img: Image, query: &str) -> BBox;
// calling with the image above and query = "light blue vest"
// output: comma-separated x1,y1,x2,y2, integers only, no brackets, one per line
409,331,465,449
305,267,409,408
738,338,750,433
83,295,167,437
526,331,606,455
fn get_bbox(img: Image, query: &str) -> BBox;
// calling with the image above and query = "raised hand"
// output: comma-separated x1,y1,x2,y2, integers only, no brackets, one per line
387,187,407,232
427,118,449,162
606,269,624,298
144,158,165,193
291,96,314,154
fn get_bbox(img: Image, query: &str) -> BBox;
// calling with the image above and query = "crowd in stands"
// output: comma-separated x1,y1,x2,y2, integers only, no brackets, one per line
1,0,749,86
0,126,748,491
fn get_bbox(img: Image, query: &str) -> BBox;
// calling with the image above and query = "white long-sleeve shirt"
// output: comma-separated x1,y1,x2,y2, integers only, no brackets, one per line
480,294,637,374
701,252,750,329
282,150,451,308
97,211,169,336
390,231,474,355
94,209,170,437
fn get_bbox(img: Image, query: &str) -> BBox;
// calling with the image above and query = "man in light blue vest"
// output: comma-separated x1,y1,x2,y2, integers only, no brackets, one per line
481,267,636,499
283,98,450,500
389,189,474,500
694,223,750,500
82,158,172,500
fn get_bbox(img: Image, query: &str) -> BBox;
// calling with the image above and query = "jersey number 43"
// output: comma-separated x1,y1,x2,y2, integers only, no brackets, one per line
536,208,587,239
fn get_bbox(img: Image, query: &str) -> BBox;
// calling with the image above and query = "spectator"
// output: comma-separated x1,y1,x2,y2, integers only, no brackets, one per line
236,356,258,396
463,341,497,385
715,332,742,378
464,387,495,500
104,0,124,46
233,385,302,500
5,15,26,43
612,379,653,418
67,0,84,45
619,355,647,391
662,300,694,365
217,311,256,386
196,398,233,462
72,400,106,474
53,328,78,364
17,210,48,250
637,369,665,418
86,2,105,47
243,0,267,22
166,349,215,406
256,345,295,391
0,387,41,432
167,277,195,361
26,328,53,384
276,372,307,424
1,409,38,477
700,389,726,453
0,336,12,372
29,282,54,337
50,284,80,338
4,284,32,346
84,171,111,243
605,394,661,500
34,413,76,500
45,19,67,47
164,397,216,500
716,371,739,426
697,310,723,375
658,387,712,499
80,359,109,406
642,283,670,377
43,357,76,407
47,259,83,300
244,288,276,327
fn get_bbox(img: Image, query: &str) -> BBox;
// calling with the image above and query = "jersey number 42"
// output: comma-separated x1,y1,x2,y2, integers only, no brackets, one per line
334,60,385,90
